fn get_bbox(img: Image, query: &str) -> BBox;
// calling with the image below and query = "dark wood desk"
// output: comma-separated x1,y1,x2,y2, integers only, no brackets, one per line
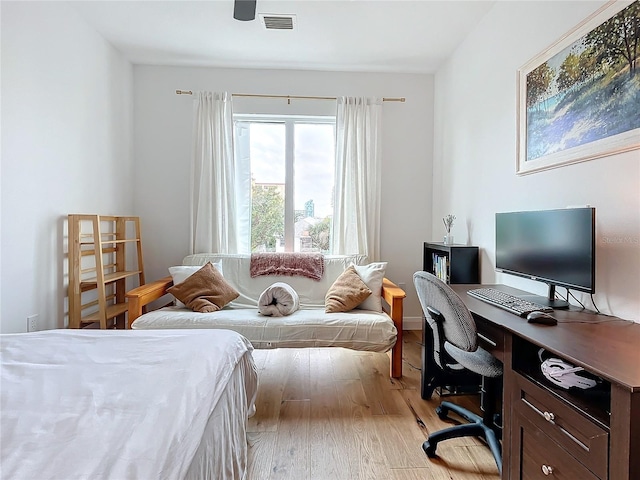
450,284,640,480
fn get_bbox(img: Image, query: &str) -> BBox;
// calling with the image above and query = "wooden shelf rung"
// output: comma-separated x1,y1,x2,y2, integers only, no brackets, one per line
85,238,140,245
79,270,142,288
80,302,129,323
80,293,116,310
79,242,118,251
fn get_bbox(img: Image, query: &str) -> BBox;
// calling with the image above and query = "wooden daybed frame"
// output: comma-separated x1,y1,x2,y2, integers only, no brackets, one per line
126,277,407,378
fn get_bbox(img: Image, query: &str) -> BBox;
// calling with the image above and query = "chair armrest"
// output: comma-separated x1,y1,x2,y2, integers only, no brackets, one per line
125,275,174,328
382,277,406,378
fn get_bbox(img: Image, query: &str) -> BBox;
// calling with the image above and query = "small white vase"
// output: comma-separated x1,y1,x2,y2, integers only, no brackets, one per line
443,234,454,245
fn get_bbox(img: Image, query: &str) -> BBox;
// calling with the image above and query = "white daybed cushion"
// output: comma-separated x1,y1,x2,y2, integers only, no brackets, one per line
0,329,257,480
132,306,397,352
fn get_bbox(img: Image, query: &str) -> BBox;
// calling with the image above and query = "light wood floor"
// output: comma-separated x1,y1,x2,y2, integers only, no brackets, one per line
246,331,501,480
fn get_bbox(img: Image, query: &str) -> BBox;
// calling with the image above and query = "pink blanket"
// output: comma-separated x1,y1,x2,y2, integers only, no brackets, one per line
250,253,325,281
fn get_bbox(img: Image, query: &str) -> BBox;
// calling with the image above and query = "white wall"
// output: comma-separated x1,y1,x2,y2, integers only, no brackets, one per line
133,66,433,326
433,1,640,321
0,2,134,333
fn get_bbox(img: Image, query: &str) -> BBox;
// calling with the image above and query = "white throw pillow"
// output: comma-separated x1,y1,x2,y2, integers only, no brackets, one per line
168,262,223,307
352,262,387,312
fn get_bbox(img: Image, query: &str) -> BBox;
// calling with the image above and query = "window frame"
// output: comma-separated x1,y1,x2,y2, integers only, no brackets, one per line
233,114,336,252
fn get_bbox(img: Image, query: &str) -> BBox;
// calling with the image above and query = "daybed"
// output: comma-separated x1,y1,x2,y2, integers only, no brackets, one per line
127,253,406,378
0,328,258,480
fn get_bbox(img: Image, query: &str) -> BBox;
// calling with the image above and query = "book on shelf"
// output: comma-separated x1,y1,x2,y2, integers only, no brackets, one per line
431,253,449,283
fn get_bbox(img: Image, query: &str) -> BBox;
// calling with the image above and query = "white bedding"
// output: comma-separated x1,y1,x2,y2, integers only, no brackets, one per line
0,329,258,480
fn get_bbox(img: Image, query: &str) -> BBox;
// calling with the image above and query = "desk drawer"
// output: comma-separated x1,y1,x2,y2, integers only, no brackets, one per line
514,410,599,480
512,372,608,479
474,315,505,361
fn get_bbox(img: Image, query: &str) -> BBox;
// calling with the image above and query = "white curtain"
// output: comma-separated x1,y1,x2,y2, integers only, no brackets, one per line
190,91,241,254
332,96,383,260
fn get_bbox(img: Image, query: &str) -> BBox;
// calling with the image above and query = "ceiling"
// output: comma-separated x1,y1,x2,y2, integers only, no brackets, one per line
68,0,495,74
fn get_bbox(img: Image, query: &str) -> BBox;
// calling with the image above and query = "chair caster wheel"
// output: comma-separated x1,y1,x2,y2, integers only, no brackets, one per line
435,405,449,420
422,440,437,458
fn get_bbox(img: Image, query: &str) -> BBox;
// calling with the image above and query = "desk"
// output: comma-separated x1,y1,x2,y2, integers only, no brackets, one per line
450,284,640,480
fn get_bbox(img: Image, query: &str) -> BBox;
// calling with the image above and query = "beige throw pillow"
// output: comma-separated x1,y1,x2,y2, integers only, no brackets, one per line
168,262,223,308
167,262,239,313
325,265,372,313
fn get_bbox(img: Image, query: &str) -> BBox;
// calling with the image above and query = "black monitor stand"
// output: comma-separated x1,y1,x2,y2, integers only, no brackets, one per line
519,284,569,309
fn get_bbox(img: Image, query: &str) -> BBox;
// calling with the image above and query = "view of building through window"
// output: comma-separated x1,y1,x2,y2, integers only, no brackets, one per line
235,116,335,253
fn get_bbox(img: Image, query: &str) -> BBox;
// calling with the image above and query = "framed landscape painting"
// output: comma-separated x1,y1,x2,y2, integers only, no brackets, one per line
516,0,640,175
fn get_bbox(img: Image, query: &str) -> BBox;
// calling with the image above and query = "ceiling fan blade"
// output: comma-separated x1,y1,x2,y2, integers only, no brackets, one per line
233,0,256,21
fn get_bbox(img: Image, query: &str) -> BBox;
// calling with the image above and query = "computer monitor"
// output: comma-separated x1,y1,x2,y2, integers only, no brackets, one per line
495,207,596,309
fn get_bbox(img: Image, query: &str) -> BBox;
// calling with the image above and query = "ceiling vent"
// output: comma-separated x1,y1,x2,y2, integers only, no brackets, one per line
259,13,296,30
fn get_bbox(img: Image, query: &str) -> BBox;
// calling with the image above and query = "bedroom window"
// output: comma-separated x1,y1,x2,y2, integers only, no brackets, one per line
234,115,336,253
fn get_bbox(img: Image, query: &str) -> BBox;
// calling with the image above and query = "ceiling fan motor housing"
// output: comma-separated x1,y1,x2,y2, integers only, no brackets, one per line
234,0,257,21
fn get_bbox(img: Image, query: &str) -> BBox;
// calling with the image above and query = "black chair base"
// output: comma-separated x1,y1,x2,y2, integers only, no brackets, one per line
422,400,502,476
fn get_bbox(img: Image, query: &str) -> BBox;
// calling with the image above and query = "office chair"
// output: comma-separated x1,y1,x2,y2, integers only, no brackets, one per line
413,271,503,475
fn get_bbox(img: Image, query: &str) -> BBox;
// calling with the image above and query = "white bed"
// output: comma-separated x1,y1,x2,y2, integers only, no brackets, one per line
0,328,258,480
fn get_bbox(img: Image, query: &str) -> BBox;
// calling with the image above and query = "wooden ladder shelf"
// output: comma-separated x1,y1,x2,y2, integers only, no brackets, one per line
68,214,145,329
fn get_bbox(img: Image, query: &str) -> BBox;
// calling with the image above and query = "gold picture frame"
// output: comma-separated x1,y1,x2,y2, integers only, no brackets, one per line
516,0,640,175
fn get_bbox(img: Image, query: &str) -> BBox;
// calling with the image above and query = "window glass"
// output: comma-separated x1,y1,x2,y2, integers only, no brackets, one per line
235,116,335,253
249,122,285,252
293,123,335,253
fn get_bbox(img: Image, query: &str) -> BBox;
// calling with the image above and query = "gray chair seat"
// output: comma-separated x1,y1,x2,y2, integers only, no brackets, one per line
444,341,503,378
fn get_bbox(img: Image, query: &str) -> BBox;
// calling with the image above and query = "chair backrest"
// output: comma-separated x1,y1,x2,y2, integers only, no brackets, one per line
413,271,478,363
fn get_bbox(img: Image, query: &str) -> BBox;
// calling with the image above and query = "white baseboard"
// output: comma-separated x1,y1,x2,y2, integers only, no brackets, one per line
402,316,422,331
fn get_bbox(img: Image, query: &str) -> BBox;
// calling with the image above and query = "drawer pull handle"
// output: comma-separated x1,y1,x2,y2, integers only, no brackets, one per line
543,411,555,422
541,464,554,476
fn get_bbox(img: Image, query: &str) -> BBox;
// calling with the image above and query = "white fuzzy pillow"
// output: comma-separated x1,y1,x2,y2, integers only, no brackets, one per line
352,262,387,312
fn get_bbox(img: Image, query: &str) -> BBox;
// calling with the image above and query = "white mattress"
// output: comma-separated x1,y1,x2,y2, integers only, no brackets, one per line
131,306,397,352
0,329,258,480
